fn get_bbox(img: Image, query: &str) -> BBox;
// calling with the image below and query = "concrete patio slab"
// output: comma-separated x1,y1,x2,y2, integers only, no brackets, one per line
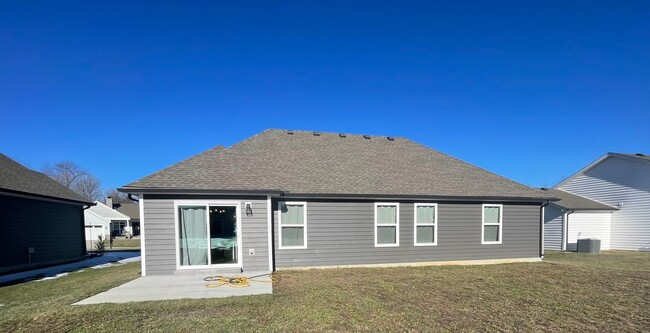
75,272,273,304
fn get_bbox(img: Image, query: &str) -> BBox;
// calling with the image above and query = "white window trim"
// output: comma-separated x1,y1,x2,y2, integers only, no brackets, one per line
278,201,308,249
173,200,243,270
481,203,503,245
414,203,438,246
374,202,400,247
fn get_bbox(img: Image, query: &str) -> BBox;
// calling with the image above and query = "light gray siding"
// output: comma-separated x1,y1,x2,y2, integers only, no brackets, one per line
544,204,564,251
142,195,269,275
1,194,86,274
559,156,650,250
273,200,541,268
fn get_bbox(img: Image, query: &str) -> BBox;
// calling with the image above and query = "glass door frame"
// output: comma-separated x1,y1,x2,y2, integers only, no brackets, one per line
174,200,243,270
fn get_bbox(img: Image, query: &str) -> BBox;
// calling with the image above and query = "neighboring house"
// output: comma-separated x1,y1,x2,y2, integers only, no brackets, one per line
83,200,131,248
541,188,617,251
112,200,141,236
553,153,650,251
0,153,92,274
119,129,555,276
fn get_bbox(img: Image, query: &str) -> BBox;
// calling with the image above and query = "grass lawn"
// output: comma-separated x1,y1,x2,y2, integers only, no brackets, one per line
107,238,141,249
0,251,648,332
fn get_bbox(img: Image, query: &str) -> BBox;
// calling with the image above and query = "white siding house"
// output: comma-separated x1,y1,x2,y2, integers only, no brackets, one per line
84,201,131,249
542,188,616,251
555,153,650,251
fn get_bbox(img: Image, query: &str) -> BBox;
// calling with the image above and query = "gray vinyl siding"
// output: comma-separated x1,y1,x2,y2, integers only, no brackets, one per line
273,200,541,268
142,195,269,275
559,156,650,250
544,204,564,251
0,194,86,274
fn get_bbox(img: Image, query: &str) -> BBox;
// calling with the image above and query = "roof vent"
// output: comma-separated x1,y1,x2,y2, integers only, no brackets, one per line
635,153,645,157
339,133,347,138
363,135,371,139
387,136,395,141
287,130,294,135
313,131,321,136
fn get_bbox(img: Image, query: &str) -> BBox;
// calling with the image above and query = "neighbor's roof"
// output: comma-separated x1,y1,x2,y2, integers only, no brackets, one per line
87,201,131,220
121,129,554,200
0,153,91,204
540,188,617,211
114,202,140,220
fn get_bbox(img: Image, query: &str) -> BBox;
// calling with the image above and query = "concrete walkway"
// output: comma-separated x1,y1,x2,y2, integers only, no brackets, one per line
75,272,273,304
0,251,140,285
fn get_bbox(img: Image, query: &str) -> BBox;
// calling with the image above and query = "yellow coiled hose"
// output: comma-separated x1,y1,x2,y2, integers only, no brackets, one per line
204,274,274,288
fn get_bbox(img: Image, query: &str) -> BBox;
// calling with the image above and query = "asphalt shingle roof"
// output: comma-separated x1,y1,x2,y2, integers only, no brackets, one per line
122,129,554,200
614,153,650,161
114,203,140,220
541,188,616,211
0,153,90,204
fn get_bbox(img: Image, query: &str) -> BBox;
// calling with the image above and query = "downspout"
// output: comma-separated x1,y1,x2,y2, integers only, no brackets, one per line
562,209,574,252
540,201,549,259
128,193,139,202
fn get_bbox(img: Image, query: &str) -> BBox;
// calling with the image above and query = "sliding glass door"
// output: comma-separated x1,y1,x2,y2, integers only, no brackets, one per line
177,203,240,268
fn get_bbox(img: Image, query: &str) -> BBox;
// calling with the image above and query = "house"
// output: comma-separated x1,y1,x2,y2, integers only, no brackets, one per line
541,188,617,251
84,200,131,249
549,153,650,251
0,153,92,274
119,129,555,276
112,200,141,236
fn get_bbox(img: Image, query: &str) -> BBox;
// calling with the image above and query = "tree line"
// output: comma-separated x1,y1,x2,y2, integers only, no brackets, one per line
43,161,128,203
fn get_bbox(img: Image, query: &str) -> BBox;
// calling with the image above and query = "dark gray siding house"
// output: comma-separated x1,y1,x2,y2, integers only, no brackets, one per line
0,154,92,274
119,129,555,276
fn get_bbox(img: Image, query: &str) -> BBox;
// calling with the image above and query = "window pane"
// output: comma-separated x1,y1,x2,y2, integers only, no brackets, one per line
484,206,500,224
178,206,208,266
209,206,237,265
416,226,435,244
416,206,435,225
281,204,304,225
282,226,304,247
484,225,499,242
377,205,396,225
377,226,396,244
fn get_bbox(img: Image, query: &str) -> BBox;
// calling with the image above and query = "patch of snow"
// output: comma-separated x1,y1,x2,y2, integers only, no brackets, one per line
37,272,69,281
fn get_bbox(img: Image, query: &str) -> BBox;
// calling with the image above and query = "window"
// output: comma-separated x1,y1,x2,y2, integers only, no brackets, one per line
414,203,437,246
375,203,399,247
482,204,503,244
279,202,307,249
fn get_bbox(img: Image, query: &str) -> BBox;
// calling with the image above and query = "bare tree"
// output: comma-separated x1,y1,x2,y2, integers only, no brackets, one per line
43,161,87,188
104,188,129,204
73,175,103,202
43,161,103,202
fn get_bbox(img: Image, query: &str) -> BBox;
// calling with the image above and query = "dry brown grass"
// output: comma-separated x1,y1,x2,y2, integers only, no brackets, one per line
0,251,648,332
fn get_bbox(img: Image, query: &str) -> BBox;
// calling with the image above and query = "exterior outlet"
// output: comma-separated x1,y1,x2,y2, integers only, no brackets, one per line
249,249,255,256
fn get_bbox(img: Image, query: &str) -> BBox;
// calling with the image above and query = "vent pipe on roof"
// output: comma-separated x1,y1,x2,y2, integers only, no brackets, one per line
387,136,394,141
363,135,371,139
313,131,320,136
287,130,294,135
339,133,347,138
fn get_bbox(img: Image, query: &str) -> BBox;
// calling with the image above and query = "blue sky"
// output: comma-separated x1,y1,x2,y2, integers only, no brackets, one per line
1,1,648,191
